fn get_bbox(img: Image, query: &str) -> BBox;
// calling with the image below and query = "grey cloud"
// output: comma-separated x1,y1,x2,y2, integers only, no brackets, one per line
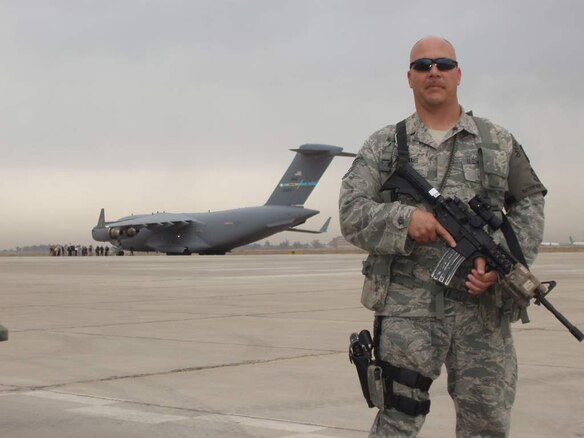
0,0,582,247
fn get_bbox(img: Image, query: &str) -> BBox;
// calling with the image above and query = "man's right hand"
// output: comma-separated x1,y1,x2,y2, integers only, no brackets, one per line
407,209,456,247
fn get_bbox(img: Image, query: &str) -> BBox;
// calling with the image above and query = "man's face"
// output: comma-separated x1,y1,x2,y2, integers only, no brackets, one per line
407,39,461,109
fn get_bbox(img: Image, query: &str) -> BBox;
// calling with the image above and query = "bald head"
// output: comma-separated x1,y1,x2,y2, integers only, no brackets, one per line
410,36,457,63
407,36,461,125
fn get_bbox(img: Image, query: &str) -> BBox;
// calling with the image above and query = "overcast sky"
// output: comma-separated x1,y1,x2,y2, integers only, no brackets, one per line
1,0,583,249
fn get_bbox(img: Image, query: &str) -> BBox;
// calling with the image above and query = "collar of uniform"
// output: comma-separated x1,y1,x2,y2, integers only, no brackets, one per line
405,107,479,147
405,113,434,147
456,109,480,137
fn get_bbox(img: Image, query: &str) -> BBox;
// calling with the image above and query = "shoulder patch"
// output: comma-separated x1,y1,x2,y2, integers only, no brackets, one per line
507,138,547,203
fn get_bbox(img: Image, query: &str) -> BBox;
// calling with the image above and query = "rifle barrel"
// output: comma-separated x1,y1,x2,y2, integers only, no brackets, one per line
537,295,584,342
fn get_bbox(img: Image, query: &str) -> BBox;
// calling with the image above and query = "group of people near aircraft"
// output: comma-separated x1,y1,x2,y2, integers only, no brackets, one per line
49,244,110,257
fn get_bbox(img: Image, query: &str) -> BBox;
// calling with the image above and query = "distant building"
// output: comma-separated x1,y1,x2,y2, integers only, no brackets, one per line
330,236,361,251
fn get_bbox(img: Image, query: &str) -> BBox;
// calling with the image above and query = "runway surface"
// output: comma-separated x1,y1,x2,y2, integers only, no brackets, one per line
0,253,582,437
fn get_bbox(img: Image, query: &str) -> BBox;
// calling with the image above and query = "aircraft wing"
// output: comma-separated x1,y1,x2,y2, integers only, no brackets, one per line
107,213,203,230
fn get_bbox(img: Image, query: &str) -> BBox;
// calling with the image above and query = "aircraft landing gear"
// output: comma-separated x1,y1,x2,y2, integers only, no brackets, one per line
165,248,192,256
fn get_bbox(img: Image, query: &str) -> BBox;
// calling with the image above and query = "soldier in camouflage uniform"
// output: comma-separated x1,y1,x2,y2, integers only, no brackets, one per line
339,36,546,437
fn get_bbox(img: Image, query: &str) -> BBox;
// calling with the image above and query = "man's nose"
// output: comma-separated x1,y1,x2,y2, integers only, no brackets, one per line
428,64,441,74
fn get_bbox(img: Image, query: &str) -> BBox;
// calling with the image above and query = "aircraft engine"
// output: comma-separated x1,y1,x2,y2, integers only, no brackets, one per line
107,227,138,239
91,227,110,242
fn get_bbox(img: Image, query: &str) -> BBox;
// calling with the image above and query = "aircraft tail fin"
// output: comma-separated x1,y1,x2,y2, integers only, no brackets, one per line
97,208,106,228
265,144,355,206
288,216,331,234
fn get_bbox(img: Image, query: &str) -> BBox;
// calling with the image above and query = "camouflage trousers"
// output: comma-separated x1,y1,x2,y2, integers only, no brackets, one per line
370,299,517,438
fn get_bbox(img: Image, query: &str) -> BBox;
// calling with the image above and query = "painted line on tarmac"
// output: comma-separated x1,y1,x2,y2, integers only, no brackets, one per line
23,391,188,424
22,390,117,406
194,413,325,433
19,391,353,435
68,405,188,424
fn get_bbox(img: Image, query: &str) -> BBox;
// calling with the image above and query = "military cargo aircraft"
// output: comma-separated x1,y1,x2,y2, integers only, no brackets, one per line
91,144,355,255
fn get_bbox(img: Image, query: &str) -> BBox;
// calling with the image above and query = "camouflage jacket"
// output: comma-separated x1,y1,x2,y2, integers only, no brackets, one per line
339,110,546,318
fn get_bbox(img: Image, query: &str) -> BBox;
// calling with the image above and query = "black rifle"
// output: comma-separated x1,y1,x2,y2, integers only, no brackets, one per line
381,162,583,342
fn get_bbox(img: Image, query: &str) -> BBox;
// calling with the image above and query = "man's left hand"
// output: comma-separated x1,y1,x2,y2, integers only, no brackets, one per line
466,257,497,295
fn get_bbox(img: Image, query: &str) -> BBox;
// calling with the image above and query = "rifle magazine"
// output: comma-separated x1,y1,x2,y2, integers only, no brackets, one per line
432,248,466,286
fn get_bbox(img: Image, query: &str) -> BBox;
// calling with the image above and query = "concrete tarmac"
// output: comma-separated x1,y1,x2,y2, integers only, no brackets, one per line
0,253,582,437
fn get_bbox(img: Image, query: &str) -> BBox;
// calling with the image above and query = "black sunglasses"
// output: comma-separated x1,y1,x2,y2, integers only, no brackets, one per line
409,58,458,72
